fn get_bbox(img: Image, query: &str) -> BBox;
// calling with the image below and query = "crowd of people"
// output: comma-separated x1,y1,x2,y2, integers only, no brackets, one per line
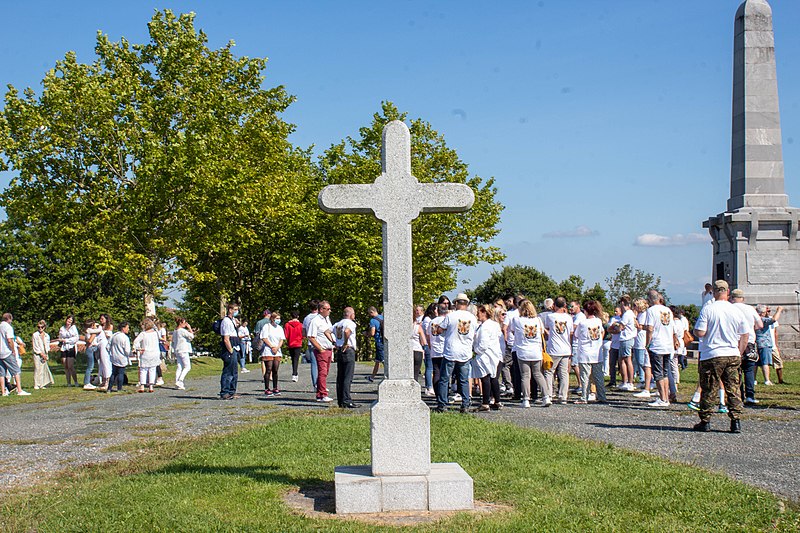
1,281,788,434
0,312,194,395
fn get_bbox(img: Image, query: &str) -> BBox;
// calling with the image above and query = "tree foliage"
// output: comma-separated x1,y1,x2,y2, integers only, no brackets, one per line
605,264,667,304
0,14,505,350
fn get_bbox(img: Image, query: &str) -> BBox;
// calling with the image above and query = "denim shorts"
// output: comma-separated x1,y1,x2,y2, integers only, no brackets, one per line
758,346,773,366
0,355,21,376
618,339,633,358
374,343,385,363
649,351,670,381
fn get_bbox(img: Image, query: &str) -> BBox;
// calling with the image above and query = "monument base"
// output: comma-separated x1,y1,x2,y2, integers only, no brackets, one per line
334,463,474,514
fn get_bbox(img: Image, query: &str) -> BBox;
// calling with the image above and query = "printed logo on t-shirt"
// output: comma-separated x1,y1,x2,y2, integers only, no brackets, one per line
523,323,538,339
588,326,601,340
660,312,671,326
457,320,471,335
431,325,443,336
335,326,344,340
554,321,567,334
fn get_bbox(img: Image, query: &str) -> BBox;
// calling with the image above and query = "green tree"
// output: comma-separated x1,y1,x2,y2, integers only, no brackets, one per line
605,264,667,305
0,10,303,325
471,265,558,305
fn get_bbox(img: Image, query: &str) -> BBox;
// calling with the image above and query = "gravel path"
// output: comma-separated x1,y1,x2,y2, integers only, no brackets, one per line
2,363,798,501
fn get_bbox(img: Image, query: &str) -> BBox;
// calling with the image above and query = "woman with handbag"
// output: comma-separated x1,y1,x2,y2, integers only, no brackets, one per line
32,320,55,389
509,299,550,408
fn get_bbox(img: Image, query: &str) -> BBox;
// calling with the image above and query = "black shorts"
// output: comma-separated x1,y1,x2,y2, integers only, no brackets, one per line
61,347,76,358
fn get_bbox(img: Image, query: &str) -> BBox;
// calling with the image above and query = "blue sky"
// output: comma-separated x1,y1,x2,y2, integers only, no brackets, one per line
1,0,799,305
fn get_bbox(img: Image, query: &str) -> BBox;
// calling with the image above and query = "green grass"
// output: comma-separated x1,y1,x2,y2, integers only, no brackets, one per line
0,356,223,406
2,411,797,532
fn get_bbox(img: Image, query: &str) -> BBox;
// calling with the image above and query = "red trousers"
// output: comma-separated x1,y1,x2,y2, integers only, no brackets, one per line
314,349,333,398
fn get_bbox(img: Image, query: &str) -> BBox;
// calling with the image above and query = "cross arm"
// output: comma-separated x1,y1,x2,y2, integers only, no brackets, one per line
318,184,376,215
418,183,475,214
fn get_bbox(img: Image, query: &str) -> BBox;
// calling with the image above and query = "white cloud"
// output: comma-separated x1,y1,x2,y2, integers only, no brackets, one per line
542,225,598,239
634,232,710,247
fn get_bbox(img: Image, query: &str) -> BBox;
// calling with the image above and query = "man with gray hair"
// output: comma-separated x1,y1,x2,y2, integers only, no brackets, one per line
642,290,678,408
693,280,749,433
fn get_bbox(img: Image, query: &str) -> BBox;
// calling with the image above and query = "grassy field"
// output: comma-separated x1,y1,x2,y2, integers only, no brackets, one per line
2,409,797,532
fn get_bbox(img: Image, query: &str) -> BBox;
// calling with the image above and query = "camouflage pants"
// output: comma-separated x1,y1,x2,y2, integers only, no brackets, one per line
699,356,743,422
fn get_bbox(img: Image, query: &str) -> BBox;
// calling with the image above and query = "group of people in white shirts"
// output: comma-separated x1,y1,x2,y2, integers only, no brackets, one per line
0,312,196,396
416,290,695,412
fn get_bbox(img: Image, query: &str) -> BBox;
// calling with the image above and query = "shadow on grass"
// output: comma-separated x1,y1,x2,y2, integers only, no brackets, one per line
157,463,335,512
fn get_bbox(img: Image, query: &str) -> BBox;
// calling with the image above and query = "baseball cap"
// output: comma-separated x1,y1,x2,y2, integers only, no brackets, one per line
731,288,744,298
714,280,729,291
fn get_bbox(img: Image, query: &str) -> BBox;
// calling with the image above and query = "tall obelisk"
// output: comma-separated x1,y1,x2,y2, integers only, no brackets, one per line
704,0,799,357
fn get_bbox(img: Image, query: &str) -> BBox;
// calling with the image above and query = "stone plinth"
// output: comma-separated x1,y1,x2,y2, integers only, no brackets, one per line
334,463,474,514
370,379,430,476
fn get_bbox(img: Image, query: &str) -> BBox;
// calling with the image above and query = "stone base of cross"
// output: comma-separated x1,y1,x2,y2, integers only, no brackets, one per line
319,121,475,514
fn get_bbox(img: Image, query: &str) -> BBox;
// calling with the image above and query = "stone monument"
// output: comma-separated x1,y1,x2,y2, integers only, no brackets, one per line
704,0,800,358
319,120,475,513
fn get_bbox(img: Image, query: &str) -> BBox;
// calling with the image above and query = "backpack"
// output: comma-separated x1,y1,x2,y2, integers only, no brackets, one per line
375,315,385,343
211,318,224,335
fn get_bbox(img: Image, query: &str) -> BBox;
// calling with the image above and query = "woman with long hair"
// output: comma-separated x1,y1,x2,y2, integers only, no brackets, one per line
260,311,285,396
411,307,428,385
133,318,161,393
171,317,195,390
573,300,607,404
472,305,503,411
58,315,79,386
510,299,550,408
421,303,438,396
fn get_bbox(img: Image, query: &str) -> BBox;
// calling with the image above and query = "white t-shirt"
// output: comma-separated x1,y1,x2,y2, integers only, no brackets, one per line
472,319,503,378
429,315,446,357
702,291,714,307
59,325,79,351
695,300,749,360
643,304,675,354
573,316,604,364
619,309,637,342
110,331,132,366
545,312,573,356
0,321,15,359
260,322,286,354
634,312,647,349
333,318,357,350
510,316,544,361
410,323,425,352
440,309,477,362
504,309,519,346
171,328,194,354
673,317,686,355
608,315,621,349
732,302,761,344
302,312,318,336
306,314,333,350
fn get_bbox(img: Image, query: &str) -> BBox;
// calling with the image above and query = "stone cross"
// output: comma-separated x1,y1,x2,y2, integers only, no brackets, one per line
319,120,474,381
321,121,475,514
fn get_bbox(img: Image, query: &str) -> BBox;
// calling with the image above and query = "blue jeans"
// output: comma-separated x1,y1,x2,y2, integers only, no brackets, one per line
219,350,239,397
632,348,647,382
238,350,246,370
436,359,470,409
304,347,318,388
423,346,433,389
84,346,97,385
741,356,757,400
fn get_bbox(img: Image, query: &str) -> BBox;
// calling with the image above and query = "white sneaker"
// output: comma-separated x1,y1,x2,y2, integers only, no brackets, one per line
453,393,462,402
424,388,435,397
543,396,552,407
156,378,165,386
17,390,31,396
83,383,96,390
176,381,185,390
291,375,298,382
588,393,596,402
320,396,334,403
648,399,670,408
521,399,531,408
764,380,774,386
622,383,636,391
241,368,251,373
633,390,651,398
1,390,8,396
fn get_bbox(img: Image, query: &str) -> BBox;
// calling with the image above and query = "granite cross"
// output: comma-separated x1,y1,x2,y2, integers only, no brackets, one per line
318,120,474,380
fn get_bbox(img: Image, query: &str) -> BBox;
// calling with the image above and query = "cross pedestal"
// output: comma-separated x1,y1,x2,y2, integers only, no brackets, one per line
319,121,475,514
